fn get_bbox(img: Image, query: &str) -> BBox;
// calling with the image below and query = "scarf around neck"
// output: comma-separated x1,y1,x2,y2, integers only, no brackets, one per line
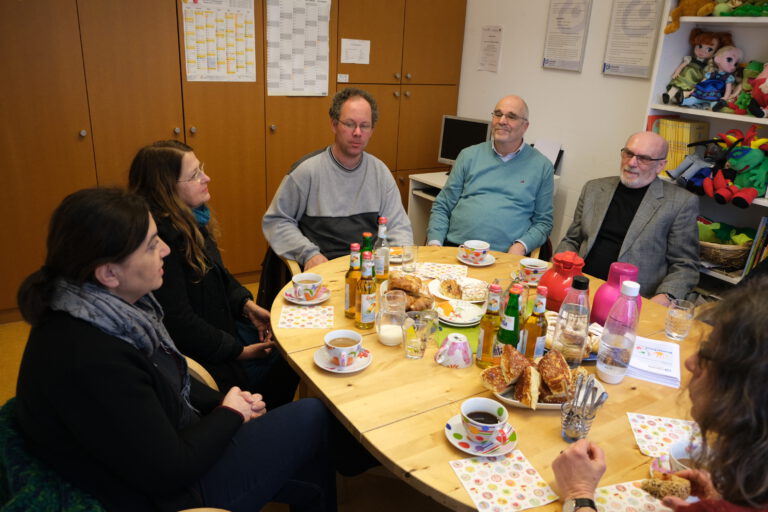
49,280,197,418
193,204,210,226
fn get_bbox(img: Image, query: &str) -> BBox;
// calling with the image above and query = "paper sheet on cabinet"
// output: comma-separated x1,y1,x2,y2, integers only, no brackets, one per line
340,39,370,65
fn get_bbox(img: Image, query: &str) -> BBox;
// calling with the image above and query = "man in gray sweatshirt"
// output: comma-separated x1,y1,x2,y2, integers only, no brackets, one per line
263,88,413,270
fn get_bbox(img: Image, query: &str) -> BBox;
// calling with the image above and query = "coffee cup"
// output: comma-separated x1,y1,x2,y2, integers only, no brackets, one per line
669,438,701,472
324,329,363,367
459,397,509,444
520,258,548,285
458,240,490,264
292,272,323,300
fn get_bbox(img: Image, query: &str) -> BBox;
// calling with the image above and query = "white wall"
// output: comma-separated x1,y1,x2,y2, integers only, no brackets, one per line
457,0,661,246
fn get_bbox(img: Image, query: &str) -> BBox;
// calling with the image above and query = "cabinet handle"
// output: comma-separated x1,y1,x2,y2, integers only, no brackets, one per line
405,72,412,80
190,126,198,134
270,124,277,132
404,90,411,97
393,91,400,98
174,127,181,134
79,129,87,137
394,72,401,79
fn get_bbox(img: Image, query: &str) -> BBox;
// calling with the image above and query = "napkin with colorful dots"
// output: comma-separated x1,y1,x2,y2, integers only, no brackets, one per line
414,262,468,280
595,480,671,512
450,450,558,511
627,413,699,457
278,305,334,328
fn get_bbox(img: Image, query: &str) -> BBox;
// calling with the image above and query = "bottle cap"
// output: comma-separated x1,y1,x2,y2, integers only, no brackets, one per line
489,283,502,293
511,284,523,294
571,275,589,290
620,280,640,297
362,251,373,260
350,243,360,251
536,285,548,296
362,232,372,237
378,216,387,224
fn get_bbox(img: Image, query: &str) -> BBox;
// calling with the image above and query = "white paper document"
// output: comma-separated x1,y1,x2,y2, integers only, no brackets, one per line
340,39,370,64
478,25,502,73
626,336,681,388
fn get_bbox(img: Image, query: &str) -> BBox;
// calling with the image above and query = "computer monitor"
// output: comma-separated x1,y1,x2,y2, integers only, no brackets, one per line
437,115,492,166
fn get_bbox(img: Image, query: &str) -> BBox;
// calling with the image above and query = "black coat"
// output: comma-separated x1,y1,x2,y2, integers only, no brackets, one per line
15,311,243,512
154,218,252,390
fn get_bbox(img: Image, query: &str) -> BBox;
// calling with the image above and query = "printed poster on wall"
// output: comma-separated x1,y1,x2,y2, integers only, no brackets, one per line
182,0,257,82
602,0,664,78
266,0,331,96
542,0,593,72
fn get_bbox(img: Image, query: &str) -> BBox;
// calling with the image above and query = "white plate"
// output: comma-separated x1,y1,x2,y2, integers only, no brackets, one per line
313,347,372,374
435,300,483,325
456,253,496,267
444,414,518,457
494,378,605,410
283,286,331,306
427,277,487,303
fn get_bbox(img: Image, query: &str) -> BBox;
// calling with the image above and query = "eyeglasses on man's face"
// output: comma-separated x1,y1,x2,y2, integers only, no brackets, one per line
178,163,207,183
620,148,665,167
491,110,527,122
337,119,373,133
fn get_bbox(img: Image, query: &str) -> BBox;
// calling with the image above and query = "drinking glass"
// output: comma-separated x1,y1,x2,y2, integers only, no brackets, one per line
665,299,694,340
403,310,438,359
560,402,596,443
402,245,418,273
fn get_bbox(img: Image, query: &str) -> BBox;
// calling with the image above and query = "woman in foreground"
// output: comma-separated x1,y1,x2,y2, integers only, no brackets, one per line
129,140,297,408
15,188,339,511
552,278,768,512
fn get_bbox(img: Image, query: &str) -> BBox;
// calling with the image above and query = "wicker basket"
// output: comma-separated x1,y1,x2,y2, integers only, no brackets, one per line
700,240,751,269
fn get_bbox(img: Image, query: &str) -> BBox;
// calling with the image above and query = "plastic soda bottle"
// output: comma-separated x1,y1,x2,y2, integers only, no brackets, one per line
552,275,590,369
344,243,361,319
597,280,640,384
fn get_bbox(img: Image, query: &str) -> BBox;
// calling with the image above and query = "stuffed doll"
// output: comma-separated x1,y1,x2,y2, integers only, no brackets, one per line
747,62,768,118
663,29,733,104
665,0,720,33
681,45,743,109
706,146,768,207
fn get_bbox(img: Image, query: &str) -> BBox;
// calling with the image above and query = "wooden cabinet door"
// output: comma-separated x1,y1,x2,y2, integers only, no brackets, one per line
180,5,267,274
0,0,97,311
396,85,458,170
337,0,404,84
402,0,465,85
340,84,401,171
264,1,339,204
78,0,184,186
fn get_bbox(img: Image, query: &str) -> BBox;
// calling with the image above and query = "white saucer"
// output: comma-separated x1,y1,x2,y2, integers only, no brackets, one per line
284,286,331,306
456,254,496,267
313,347,372,373
444,414,517,457
436,300,483,326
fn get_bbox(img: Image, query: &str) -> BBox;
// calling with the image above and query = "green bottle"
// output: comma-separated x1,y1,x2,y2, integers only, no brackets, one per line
497,288,521,349
361,231,374,254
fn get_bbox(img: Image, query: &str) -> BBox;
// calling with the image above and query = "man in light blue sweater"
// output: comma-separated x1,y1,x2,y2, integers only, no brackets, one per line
427,95,554,255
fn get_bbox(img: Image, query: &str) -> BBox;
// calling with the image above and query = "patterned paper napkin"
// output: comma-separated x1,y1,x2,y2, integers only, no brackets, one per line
278,305,334,328
627,413,699,457
450,450,558,511
595,480,671,512
415,262,468,280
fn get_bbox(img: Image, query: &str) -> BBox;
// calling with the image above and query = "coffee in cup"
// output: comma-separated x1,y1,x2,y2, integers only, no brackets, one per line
292,272,323,300
458,240,490,264
459,397,509,444
324,329,362,367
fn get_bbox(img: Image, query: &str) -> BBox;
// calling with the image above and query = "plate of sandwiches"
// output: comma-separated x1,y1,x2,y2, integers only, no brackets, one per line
480,346,603,410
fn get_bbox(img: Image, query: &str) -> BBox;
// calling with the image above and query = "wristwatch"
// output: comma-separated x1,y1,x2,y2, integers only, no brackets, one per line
563,497,597,512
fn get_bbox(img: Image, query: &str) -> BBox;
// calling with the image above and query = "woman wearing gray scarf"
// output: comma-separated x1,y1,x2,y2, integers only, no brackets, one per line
14,188,343,511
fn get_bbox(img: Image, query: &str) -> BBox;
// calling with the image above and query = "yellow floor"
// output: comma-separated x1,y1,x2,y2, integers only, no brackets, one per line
0,282,450,511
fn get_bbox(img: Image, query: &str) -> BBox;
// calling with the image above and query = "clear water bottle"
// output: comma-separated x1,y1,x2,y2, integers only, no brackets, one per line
596,280,640,384
552,275,590,369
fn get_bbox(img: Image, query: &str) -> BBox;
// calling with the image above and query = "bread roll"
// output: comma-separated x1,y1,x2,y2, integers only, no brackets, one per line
389,275,422,295
500,345,532,384
513,366,541,410
480,366,511,393
641,472,691,500
538,350,571,398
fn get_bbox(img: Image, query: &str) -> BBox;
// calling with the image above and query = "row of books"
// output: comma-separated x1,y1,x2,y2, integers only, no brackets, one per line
743,216,768,277
655,117,710,171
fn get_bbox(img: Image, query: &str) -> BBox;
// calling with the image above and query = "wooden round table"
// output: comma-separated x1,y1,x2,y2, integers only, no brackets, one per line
270,246,698,511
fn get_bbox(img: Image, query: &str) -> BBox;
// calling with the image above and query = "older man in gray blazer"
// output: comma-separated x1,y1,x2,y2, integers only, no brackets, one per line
556,131,699,306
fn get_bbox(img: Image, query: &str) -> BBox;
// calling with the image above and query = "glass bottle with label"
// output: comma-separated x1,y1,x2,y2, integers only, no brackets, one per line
497,287,521,349
521,285,549,361
476,283,503,368
373,217,389,283
552,275,590,369
344,243,361,319
355,251,377,329
361,231,374,254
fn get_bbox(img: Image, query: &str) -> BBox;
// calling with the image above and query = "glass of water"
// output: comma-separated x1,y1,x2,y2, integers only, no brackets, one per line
401,245,418,273
665,299,694,340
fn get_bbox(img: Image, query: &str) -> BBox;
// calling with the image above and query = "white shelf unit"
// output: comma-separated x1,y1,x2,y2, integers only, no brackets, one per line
646,5,768,286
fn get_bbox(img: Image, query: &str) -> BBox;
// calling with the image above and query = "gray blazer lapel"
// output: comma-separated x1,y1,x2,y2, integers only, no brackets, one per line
619,178,664,258
585,178,617,254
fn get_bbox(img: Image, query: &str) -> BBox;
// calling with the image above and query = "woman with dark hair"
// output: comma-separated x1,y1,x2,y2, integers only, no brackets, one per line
15,188,342,511
552,277,768,512
128,140,297,408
